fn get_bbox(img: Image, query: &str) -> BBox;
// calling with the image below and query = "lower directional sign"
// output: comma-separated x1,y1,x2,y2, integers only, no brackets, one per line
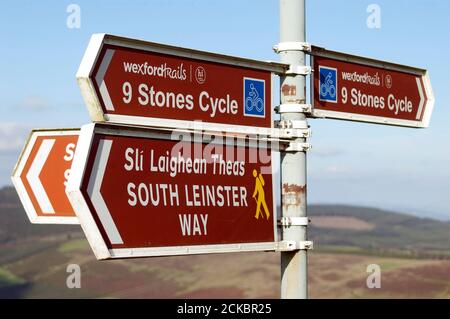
66,124,281,259
11,129,79,224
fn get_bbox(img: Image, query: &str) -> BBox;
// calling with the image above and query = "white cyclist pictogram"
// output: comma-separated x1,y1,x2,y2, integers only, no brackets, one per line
245,83,264,113
320,72,337,99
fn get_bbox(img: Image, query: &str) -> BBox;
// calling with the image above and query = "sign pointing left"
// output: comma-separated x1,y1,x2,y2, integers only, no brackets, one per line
76,34,287,135
11,129,80,224
66,124,282,260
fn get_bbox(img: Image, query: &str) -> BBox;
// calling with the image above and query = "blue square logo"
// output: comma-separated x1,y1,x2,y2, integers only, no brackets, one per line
244,78,265,117
319,66,338,103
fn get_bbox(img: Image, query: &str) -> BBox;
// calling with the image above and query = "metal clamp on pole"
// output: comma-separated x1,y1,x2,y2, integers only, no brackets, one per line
277,240,298,251
286,65,312,75
275,120,311,139
299,241,314,250
278,217,309,227
276,119,309,130
273,127,310,139
273,41,311,53
276,103,312,114
283,141,312,152
276,128,310,139
276,240,314,251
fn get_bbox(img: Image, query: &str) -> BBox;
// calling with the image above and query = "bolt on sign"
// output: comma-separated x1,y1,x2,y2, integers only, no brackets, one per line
77,34,288,135
66,124,282,260
11,129,79,224
310,46,434,127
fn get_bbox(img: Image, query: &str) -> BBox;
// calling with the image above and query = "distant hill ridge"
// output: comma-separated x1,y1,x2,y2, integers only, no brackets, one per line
0,187,80,245
308,205,450,259
1,186,450,259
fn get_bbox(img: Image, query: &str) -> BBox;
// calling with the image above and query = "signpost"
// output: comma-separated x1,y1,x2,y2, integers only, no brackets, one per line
77,34,287,135
310,46,434,127
11,129,79,224
10,0,436,300
66,124,286,260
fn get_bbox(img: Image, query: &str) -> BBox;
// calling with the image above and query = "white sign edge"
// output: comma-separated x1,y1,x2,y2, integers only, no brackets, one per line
66,123,111,259
420,71,435,128
76,33,107,123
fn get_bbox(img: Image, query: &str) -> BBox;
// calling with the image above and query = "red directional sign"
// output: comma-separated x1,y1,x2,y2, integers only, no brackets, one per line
310,47,434,127
67,124,281,260
77,34,287,134
11,129,79,224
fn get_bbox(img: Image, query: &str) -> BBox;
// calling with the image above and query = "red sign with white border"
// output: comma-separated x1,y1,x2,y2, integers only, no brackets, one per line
77,34,287,135
67,124,281,260
311,47,434,127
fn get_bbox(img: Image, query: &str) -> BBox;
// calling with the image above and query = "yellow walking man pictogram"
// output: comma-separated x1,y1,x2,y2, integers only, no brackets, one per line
252,169,270,220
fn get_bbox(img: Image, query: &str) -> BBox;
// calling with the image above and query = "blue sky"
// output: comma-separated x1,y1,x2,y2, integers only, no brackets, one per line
1,0,449,219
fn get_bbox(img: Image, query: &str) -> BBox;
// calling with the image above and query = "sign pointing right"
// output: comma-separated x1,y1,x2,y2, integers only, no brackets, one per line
310,46,435,128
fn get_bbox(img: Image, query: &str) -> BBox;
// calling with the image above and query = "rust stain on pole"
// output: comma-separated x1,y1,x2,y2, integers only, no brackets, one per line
281,84,296,96
282,183,306,207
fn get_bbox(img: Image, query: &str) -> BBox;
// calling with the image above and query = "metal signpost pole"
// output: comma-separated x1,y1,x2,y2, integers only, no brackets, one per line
278,0,309,299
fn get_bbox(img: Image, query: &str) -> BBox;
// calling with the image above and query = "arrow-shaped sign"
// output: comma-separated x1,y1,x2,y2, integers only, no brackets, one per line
76,34,288,135
12,129,80,224
310,46,435,128
66,123,280,260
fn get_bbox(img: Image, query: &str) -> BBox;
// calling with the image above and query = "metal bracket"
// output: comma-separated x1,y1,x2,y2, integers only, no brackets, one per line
276,104,312,114
276,240,314,251
299,241,314,250
276,241,298,251
278,217,309,227
273,41,312,53
286,65,312,75
276,120,309,130
274,128,311,139
274,120,311,139
283,141,312,152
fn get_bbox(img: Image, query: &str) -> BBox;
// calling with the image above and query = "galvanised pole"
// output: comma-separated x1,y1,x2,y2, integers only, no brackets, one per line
278,0,309,299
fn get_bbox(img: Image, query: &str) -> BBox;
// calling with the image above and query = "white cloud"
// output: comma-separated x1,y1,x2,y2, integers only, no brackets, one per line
16,96,51,111
0,123,32,153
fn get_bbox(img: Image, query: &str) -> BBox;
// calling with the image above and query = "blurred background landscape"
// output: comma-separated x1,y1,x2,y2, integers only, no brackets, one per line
2,186,450,299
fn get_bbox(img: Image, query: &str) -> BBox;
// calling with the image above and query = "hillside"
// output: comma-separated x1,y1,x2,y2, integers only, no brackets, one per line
1,186,450,298
309,205,450,259
0,187,80,243
2,187,450,256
